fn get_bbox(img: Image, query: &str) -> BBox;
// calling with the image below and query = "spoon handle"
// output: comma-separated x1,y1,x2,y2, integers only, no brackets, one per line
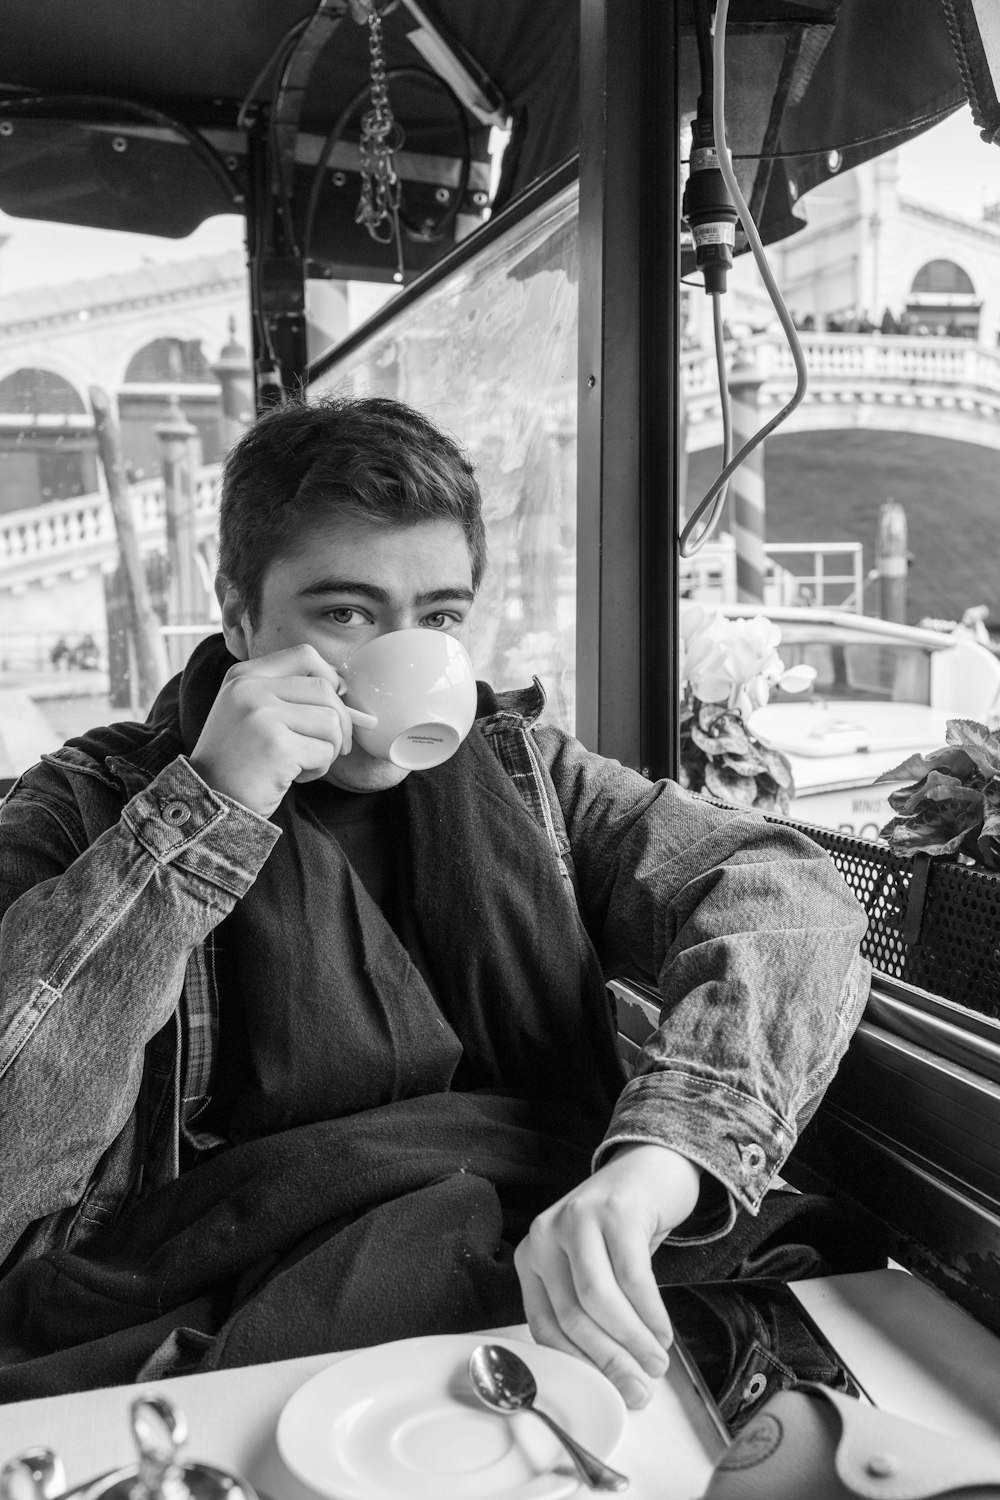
529,1407,629,1492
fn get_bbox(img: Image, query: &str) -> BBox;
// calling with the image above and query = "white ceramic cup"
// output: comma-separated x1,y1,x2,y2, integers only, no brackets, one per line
337,629,479,769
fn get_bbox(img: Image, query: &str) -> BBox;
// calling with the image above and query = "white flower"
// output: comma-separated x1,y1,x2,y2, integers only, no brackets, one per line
680,606,816,714
778,664,817,694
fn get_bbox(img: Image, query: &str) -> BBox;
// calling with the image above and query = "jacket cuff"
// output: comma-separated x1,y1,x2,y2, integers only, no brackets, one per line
594,1069,796,1227
122,755,281,898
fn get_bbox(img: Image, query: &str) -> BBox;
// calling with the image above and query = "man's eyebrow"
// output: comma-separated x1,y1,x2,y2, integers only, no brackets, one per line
414,586,476,606
296,579,475,606
297,579,391,602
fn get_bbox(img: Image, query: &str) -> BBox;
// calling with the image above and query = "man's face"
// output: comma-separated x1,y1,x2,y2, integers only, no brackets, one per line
221,514,476,792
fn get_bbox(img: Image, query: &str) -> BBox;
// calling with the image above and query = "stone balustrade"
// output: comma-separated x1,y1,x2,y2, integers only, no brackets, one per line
0,465,221,590
681,331,1000,447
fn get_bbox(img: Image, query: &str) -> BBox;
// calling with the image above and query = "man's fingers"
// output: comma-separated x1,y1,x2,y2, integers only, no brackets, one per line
231,662,377,729
515,1231,666,1410
603,1219,674,1352
524,1254,660,1410
226,643,342,683
278,702,353,759
558,1219,671,1380
517,1258,586,1362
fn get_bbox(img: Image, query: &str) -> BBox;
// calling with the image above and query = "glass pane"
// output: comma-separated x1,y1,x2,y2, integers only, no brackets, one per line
309,183,580,732
680,106,1000,849
0,213,249,782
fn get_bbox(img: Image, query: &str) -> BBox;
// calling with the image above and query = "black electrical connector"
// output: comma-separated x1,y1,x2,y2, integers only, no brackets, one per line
683,93,738,294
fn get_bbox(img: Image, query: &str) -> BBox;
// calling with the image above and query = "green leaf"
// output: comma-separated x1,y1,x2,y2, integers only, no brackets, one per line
978,779,1000,871
944,719,1000,780
693,706,753,757
751,774,790,815
704,761,759,806
754,742,794,791
875,744,977,786
882,820,974,857
889,771,980,817
720,749,769,777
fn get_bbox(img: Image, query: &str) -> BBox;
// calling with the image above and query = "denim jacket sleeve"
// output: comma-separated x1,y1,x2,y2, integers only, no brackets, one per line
0,753,279,1266
534,725,871,1237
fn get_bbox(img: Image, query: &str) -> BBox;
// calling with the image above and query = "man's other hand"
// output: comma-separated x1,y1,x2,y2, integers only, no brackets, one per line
189,644,375,819
514,1142,701,1409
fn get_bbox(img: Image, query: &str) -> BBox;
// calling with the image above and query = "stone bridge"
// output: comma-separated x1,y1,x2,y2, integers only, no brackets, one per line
683,329,1000,452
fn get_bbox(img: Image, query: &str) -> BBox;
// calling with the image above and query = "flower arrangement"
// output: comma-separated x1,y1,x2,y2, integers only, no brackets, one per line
679,605,816,814
876,719,1000,869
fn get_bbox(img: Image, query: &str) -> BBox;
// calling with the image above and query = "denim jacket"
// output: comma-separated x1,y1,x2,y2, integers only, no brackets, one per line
0,680,870,1270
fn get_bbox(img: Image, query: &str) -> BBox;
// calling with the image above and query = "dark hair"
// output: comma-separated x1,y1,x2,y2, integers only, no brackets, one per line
217,393,487,625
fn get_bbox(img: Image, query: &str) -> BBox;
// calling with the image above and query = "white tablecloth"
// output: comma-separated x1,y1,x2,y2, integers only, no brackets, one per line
6,1272,1000,1498
0,1326,726,1500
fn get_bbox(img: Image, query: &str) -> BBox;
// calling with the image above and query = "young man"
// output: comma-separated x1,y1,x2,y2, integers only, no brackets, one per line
0,395,870,1405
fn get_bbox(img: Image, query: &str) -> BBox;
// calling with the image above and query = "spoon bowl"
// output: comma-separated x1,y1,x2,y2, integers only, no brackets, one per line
468,1344,629,1492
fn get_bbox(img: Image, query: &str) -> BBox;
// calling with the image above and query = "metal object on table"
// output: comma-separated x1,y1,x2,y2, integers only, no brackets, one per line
1,1394,260,1500
468,1342,630,1492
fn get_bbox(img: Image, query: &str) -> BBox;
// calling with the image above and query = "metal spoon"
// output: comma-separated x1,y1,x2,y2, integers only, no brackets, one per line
468,1344,630,1492
0,1451,67,1500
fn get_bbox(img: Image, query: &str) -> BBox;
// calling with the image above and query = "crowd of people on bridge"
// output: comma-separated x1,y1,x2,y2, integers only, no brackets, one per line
793,307,976,338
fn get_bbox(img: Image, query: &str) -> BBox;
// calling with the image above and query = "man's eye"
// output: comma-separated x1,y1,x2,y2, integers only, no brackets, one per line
423,613,454,630
328,607,364,625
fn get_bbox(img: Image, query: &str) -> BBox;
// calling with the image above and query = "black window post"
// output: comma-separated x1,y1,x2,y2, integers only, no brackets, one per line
576,0,681,779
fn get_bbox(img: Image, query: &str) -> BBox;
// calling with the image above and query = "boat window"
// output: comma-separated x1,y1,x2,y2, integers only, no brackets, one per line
773,642,932,705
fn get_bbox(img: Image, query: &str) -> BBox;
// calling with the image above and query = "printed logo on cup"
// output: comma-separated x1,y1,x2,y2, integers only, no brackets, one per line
338,630,478,770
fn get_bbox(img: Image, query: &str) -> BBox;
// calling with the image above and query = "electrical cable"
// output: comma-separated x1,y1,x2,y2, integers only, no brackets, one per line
693,0,714,81
268,44,305,261
683,291,733,553
236,18,311,131
683,0,737,299
679,0,809,558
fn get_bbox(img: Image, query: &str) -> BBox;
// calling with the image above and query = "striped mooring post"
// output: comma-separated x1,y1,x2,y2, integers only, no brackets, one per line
727,345,766,605
876,497,908,624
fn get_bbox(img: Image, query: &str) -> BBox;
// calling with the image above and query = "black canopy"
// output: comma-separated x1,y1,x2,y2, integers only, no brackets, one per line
0,0,993,283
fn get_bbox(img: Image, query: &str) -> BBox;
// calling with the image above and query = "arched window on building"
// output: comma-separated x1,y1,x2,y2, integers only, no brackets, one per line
0,367,97,513
118,335,222,479
906,258,980,337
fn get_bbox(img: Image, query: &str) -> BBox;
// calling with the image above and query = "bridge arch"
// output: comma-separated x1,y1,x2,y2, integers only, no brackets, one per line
912,259,976,296
110,311,231,391
906,256,981,337
0,364,99,511
0,346,95,411
117,323,227,479
123,336,217,385
0,367,88,415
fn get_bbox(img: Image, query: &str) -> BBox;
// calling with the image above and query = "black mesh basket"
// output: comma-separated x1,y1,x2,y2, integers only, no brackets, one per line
777,819,1000,1020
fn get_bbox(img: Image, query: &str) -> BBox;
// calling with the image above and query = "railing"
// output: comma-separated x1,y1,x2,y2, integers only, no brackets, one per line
0,466,222,587
681,330,1000,440
681,537,864,611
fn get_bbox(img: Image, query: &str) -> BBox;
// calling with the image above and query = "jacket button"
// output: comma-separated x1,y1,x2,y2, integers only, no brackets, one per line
162,801,191,825
741,1142,766,1172
865,1454,898,1478
742,1373,768,1402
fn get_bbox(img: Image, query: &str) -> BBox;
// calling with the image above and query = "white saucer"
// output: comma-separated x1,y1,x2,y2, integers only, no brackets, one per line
276,1332,627,1500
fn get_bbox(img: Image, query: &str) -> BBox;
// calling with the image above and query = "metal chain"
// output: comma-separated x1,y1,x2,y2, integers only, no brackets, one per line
353,0,405,276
